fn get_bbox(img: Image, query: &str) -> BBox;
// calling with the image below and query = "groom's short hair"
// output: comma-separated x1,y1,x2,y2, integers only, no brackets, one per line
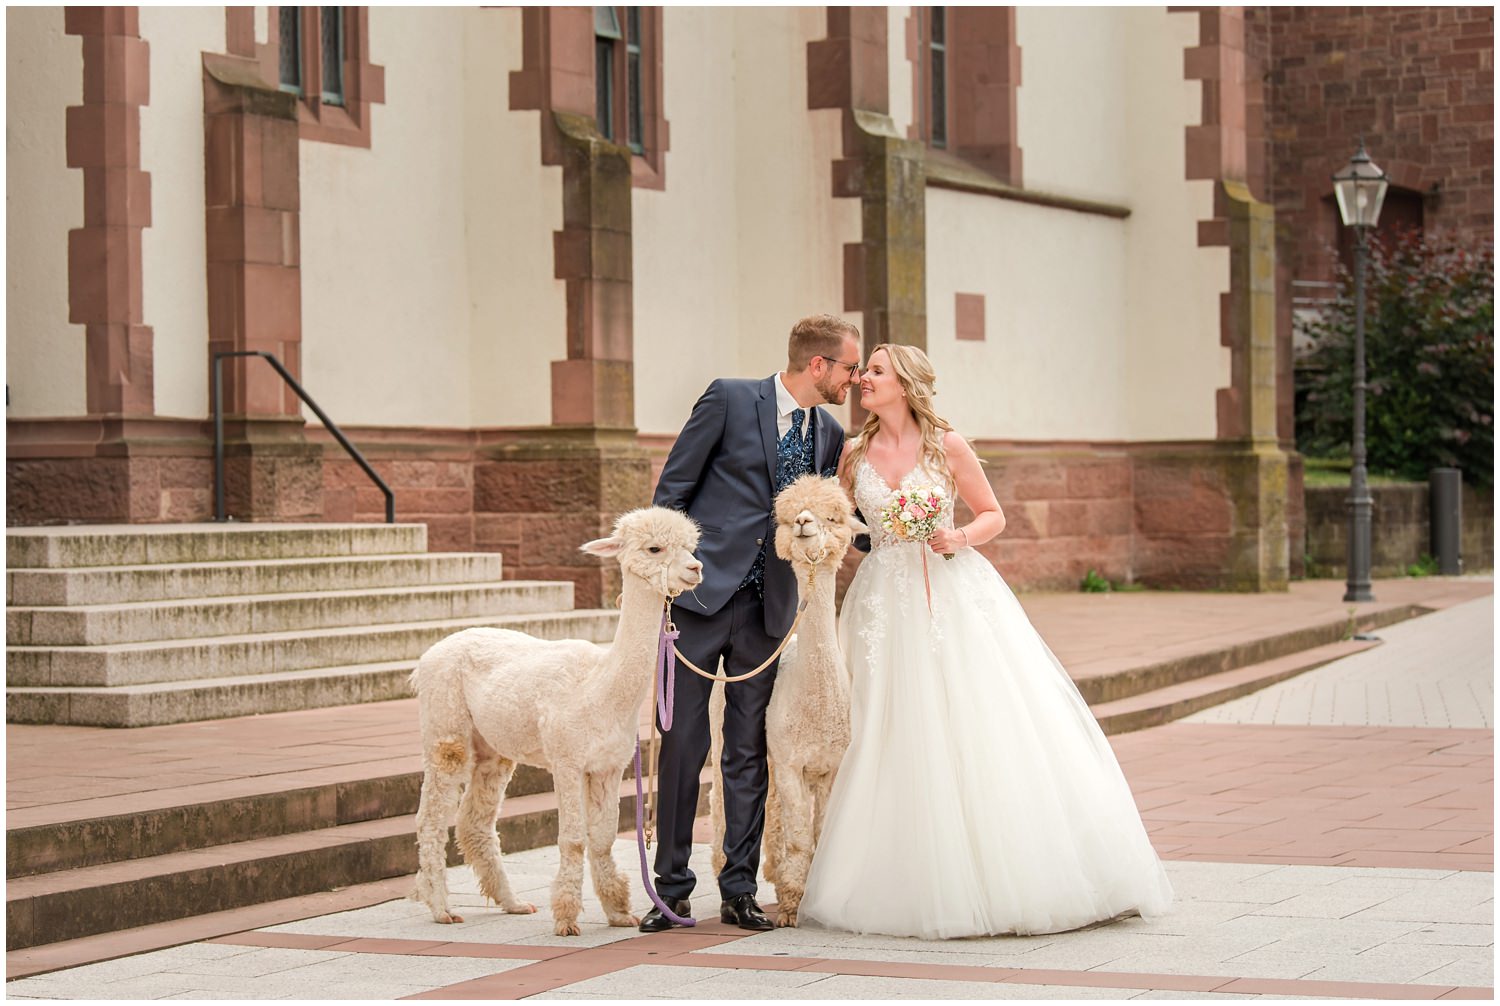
788,315,860,371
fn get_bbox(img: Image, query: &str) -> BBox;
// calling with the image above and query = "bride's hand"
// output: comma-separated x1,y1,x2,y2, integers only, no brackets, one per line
929,528,966,556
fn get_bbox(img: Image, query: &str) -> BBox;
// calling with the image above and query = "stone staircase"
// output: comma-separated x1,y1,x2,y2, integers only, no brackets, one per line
6,523,619,726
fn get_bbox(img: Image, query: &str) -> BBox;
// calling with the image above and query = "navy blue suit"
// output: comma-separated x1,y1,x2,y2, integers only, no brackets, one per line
651,376,844,900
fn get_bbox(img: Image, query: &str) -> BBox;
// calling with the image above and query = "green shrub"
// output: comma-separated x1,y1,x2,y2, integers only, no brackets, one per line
1406,553,1440,578
1080,568,1111,593
1296,230,1493,488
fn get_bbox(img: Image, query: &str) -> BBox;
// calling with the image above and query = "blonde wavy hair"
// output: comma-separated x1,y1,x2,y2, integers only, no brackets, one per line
844,343,956,491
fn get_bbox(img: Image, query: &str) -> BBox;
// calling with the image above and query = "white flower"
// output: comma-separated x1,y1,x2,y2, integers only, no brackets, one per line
899,512,915,522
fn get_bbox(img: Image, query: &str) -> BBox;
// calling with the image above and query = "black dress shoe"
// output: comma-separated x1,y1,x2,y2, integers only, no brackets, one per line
638,897,693,933
720,893,774,931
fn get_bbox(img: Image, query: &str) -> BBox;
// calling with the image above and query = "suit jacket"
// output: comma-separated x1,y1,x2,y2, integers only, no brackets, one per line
653,375,845,635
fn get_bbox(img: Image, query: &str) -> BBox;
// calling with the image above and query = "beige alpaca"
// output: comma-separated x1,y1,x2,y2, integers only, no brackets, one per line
409,508,703,936
709,475,864,927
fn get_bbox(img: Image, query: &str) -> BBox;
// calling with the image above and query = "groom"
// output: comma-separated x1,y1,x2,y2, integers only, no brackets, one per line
643,314,861,932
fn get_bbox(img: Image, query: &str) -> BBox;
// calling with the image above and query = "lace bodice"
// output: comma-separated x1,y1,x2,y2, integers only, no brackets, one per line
853,457,955,550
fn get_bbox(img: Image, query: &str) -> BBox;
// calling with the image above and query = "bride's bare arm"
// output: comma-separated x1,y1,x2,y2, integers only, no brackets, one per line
930,430,1005,555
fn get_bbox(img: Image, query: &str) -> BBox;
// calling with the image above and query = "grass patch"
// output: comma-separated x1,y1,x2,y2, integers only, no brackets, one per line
1301,456,1415,488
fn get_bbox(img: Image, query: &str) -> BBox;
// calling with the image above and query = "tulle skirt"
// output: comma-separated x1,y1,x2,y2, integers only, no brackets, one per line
797,543,1174,939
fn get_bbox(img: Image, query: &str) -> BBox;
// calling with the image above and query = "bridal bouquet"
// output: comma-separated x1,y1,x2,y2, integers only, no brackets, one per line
879,485,954,559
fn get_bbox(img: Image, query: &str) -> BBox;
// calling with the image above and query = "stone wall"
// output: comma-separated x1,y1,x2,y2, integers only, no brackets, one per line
1263,6,1494,289
1304,482,1494,578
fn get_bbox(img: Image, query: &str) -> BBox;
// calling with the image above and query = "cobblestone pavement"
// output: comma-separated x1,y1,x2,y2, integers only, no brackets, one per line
8,586,1492,1000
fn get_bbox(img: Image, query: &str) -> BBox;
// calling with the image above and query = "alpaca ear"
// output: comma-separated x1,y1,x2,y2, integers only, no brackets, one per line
847,515,870,536
579,535,624,558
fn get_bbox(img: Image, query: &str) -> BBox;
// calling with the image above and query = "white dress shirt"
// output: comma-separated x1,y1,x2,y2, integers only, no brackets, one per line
773,373,813,441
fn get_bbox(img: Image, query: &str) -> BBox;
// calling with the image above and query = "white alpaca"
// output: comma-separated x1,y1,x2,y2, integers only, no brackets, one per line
409,507,703,936
708,475,864,927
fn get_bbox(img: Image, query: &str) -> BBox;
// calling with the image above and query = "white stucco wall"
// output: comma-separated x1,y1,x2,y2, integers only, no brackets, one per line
462,7,565,429
6,6,85,418
925,189,1128,441
299,7,465,429
139,5,222,420
1015,6,1130,205
730,8,861,403
1122,7,1230,442
299,7,564,431
632,7,740,436
887,6,913,140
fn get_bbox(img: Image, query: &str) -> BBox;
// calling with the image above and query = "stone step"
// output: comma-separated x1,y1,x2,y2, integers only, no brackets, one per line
6,752,661,878
6,632,616,728
6,609,619,689
1071,602,1428,706
4,774,678,951
1093,637,1381,735
7,523,429,570
6,553,505,607
7,580,572,646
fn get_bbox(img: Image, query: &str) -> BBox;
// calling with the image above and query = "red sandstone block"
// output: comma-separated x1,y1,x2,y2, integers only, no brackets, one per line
843,243,866,313
65,103,141,170
1048,500,1090,537
65,7,139,37
242,264,301,342
81,34,150,106
322,489,356,522
421,516,475,553
68,228,143,325
392,488,473,515
257,118,301,212
83,168,151,228
1006,463,1068,501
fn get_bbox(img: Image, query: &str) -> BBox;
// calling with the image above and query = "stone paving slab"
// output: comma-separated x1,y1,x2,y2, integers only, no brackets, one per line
9,576,1489,817
7,841,1491,1000
1188,597,1494,728
5,576,1493,998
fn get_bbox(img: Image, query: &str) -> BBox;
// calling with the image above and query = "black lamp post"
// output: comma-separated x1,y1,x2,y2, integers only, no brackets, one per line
1331,142,1389,603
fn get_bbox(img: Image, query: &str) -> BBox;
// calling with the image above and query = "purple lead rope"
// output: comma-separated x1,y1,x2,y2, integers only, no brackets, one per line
633,607,694,927
655,610,679,731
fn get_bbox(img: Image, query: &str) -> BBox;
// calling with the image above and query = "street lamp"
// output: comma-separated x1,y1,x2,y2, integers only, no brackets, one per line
1331,141,1389,603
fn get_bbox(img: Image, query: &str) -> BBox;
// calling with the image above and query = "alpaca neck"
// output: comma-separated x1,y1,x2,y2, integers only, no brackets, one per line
797,564,839,643
589,575,667,716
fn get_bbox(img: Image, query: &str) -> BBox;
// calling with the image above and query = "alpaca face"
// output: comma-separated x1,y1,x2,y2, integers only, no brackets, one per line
773,475,866,570
580,507,704,597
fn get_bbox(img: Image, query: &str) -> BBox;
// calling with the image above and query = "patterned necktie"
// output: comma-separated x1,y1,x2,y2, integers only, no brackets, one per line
740,408,815,598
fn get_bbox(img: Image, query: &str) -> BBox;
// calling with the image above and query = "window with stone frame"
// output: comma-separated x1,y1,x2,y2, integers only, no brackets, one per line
909,6,1022,186
592,6,668,188
268,6,382,148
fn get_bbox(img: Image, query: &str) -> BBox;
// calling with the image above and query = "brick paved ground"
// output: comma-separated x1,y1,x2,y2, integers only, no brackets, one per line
7,582,1493,999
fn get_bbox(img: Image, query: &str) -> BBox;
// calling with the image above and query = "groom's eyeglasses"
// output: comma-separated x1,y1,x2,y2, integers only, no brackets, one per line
818,356,862,377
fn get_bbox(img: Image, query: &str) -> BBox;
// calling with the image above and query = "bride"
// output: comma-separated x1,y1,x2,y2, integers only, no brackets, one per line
797,343,1174,940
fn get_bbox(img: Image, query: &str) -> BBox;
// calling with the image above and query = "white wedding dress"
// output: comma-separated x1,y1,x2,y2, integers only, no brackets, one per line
797,456,1174,939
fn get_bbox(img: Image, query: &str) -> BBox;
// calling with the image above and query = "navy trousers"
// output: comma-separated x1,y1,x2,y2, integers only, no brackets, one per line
652,585,781,901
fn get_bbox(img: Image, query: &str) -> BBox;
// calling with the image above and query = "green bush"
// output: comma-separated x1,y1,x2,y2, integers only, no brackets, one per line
1080,568,1111,593
1296,230,1493,488
1406,553,1440,578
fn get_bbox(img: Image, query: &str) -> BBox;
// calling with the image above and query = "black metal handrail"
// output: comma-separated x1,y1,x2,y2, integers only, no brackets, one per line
212,350,394,523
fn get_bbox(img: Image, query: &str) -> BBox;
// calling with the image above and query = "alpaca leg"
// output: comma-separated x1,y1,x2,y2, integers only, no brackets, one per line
810,770,834,848
585,770,637,927
551,769,588,936
412,760,465,924
455,748,535,915
771,761,812,928
761,761,784,887
708,681,727,876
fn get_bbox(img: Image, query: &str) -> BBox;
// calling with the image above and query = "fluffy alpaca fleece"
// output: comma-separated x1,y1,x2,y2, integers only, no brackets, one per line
408,507,702,936
708,475,864,927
